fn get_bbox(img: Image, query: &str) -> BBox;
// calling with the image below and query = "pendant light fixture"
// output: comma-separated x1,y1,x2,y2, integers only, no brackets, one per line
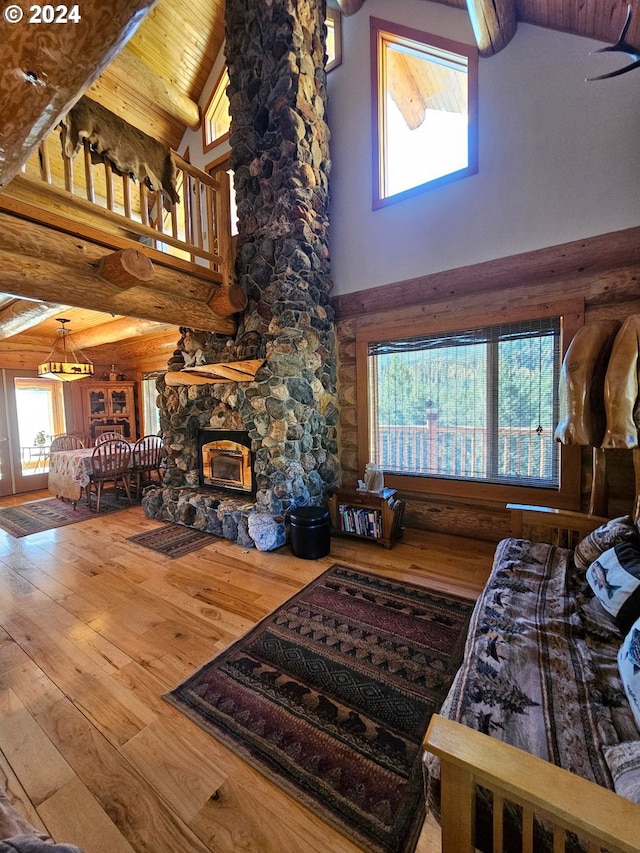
37,318,94,381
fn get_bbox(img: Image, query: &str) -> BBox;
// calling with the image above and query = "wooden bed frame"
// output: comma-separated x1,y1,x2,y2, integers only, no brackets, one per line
423,504,640,853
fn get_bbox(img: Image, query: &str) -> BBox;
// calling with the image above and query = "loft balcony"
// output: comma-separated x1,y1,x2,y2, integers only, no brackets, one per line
0,122,243,333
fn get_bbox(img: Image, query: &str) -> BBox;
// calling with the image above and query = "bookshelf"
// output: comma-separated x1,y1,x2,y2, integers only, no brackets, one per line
328,487,405,549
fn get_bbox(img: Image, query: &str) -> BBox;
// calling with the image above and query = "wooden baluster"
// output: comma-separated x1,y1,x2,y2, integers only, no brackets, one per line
104,160,114,211
83,141,95,203
183,174,193,261
214,169,232,284
552,824,565,853
170,199,179,239
123,174,132,219
59,125,74,194
194,177,203,249
155,192,164,235
492,793,504,853
39,138,51,183
522,804,534,853
139,183,149,227
205,183,214,269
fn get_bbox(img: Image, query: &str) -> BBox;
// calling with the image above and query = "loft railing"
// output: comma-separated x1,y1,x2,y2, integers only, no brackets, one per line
6,124,232,284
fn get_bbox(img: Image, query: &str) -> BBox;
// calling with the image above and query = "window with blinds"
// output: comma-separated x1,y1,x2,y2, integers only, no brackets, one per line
367,318,561,488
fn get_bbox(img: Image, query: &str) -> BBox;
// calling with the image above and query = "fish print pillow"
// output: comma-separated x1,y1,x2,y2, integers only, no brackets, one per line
618,618,640,730
586,541,640,633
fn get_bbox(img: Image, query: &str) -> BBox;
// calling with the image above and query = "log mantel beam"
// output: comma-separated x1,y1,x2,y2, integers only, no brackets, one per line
0,0,159,189
465,0,518,56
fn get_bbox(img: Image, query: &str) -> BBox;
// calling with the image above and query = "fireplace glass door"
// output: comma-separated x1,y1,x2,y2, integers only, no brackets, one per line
201,439,252,493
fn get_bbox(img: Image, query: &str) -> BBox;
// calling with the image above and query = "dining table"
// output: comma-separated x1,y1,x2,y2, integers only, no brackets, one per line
48,444,133,505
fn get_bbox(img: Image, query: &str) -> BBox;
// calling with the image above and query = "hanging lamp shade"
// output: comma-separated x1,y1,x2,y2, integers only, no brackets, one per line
37,318,94,382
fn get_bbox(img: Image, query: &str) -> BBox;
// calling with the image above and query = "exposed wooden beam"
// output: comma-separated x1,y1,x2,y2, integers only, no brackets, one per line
88,47,201,134
0,299,65,339
98,249,155,290
0,246,236,333
0,0,159,189
70,317,175,350
0,214,236,334
465,0,517,56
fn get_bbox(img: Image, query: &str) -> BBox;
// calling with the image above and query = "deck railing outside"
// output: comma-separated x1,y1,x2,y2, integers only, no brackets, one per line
374,423,556,482
18,124,232,282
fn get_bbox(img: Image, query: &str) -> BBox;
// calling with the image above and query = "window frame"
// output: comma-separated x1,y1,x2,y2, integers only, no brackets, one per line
370,17,479,210
326,7,343,72
202,66,231,154
355,300,583,510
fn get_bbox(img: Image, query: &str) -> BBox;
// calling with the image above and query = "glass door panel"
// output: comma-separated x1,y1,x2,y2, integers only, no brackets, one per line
4,372,66,493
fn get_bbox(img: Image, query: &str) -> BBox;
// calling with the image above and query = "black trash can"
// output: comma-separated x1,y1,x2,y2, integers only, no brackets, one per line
289,506,331,559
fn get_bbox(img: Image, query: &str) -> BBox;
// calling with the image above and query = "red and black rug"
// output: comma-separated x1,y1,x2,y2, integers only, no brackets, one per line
0,495,124,537
127,523,217,558
165,563,474,853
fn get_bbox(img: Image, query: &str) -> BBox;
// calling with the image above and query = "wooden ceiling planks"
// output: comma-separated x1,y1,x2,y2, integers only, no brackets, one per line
87,0,226,148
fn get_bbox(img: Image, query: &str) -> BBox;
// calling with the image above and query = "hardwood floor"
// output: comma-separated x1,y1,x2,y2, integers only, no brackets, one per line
0,490,495,852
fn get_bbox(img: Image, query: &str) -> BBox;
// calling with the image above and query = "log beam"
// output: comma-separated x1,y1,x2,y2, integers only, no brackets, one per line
0,0,159,189
0,215,236,334
0,299,65,339
465,0,518,56
70,317,174,350
98,249,155,290
207,283,248,316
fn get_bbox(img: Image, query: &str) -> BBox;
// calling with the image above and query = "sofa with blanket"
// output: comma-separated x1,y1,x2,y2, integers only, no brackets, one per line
424,506,640,852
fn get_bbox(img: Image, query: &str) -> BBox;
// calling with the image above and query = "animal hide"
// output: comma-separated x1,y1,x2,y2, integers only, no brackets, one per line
61,96,179,209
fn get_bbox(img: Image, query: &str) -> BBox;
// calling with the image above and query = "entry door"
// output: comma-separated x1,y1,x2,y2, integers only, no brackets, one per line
0,370,66,495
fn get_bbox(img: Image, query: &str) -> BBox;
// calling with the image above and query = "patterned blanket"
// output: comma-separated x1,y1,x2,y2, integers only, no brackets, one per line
425,536,640,823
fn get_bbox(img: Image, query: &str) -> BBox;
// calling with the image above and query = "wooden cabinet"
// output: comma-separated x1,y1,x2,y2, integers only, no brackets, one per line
328,488,405,549
82,381,137,441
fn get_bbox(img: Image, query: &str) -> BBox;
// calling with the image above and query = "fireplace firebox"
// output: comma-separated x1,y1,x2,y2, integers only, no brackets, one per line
198,430,254,495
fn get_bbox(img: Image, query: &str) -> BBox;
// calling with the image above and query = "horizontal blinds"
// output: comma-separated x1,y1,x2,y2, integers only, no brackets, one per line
368,318,560,487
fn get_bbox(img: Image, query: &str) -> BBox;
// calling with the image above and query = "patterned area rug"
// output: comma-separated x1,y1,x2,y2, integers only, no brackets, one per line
165,563,474,853
0,495,124,537
127,523,217,558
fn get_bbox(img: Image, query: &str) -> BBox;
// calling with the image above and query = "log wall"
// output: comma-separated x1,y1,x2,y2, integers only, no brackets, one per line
334,227,640,543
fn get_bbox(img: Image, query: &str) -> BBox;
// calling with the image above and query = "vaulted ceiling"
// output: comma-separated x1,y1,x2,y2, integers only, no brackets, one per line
1,0,638,362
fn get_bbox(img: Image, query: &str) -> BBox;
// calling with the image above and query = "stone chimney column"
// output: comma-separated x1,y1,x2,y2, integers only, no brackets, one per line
222,0,339,515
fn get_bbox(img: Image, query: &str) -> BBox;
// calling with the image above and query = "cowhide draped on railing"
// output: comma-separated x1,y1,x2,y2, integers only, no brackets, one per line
61,96,179,209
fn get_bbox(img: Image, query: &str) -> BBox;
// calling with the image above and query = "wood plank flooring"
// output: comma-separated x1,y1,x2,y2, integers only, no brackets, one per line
0,490,495,852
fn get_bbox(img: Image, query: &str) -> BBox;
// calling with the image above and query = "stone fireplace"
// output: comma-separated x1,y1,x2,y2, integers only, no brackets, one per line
141,0,340,551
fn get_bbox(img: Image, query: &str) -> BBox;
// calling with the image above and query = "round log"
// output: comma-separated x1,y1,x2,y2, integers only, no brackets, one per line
98,249,155,289
207,283,248,316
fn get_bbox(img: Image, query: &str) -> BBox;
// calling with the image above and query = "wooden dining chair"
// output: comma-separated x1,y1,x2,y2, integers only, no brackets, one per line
85,439,132,512
94,431,125,445
50,433,86,452
131,435,165,498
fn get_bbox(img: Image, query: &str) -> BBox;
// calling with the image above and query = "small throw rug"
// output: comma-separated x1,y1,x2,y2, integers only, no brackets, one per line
127,523,217,558
0,495,124,538
165,563,474,853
